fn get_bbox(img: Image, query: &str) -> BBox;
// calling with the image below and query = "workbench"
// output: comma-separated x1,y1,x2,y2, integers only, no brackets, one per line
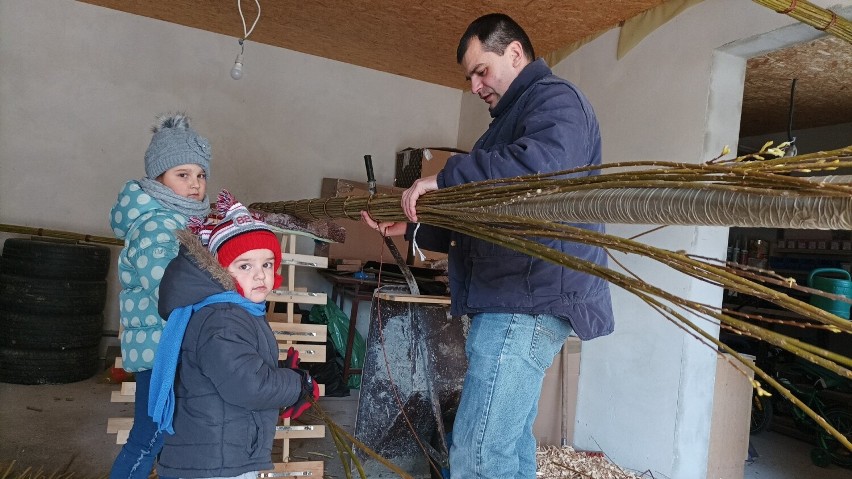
318,269,382,384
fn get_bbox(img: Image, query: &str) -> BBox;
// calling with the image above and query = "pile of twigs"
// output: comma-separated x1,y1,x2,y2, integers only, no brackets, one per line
251,143,852,452
536,446,640,478
752,0,852,44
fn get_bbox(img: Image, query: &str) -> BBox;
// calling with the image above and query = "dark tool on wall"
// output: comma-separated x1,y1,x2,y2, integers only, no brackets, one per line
363,154,420,295
785,78,798,157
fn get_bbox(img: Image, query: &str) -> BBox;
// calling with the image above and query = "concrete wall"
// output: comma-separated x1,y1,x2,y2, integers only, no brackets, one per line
0,0,462,335
465,0,851,476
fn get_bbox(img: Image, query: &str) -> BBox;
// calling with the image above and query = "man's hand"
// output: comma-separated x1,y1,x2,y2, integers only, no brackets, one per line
360,211,407,237
359,173,438,232
402,175,438,222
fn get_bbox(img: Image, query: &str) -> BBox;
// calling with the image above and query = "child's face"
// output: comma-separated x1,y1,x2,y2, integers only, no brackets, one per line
157,163,207,200
226,248,276,303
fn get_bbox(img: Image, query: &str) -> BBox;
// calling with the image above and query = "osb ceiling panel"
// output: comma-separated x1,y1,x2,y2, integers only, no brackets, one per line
741,35,852,138
78,0,852,138
77,0,667,90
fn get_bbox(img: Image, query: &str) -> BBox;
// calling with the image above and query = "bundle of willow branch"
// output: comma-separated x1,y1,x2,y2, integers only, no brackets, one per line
250,143,852,452
752,0,852,44
0,224,122,246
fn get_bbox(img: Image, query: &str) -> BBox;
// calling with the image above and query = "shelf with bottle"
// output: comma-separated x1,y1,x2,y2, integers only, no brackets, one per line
772,237,852,255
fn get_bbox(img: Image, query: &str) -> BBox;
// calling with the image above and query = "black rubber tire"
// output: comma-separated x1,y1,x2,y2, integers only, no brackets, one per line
816,407,852,468
0,346,99,385
0,273,107,315
750,392,774,435
0,311,103,350
1,238,111,281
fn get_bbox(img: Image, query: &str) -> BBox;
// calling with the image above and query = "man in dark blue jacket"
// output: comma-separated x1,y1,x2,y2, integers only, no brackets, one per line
363,13,614,479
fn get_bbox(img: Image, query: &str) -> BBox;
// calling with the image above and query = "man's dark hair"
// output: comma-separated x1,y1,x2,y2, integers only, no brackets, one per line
456,13,535,64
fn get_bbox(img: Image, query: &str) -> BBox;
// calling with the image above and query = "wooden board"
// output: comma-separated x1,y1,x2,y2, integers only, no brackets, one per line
111,390,134,403
374,292,451,304
107,417,133,433
280,252,328,269
268,322,327,343
258,461,323,478
277,344,327,363
274,425,327,440
267,290,327,305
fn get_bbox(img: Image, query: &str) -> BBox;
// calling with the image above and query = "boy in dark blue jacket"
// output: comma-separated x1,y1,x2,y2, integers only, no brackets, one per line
149,192,318,479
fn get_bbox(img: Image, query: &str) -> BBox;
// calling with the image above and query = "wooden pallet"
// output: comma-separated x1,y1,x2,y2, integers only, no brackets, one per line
263,233,328,476
107,343,134,444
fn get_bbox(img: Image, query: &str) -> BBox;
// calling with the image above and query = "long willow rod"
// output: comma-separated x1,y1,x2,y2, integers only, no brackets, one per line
462,212,852,340
250,144,852,452
253,146,852,229
633,285,852,453
752,0,852,44
0,223,122,246
429,213,852,375
307,402,416,479
429,215,852,451
480,186,852,229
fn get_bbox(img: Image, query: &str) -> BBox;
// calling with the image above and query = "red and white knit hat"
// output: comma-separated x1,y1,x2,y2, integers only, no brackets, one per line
202,190,282,289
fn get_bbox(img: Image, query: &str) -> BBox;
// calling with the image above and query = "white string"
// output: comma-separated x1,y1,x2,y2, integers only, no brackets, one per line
237,0,261,40
411,223,427,262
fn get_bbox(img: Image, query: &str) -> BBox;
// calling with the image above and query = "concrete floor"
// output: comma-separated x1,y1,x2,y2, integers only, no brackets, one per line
1,373,851,479
744,430,852,479
0,372,359,479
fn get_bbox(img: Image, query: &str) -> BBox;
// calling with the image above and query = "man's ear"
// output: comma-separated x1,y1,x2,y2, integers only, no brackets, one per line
507,40,526,68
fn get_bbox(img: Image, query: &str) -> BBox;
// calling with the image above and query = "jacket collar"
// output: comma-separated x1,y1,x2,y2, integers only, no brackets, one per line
176,229,236,292
490,58,552,118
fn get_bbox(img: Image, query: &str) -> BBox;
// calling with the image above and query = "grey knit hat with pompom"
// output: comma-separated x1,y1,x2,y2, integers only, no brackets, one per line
144,112,211,179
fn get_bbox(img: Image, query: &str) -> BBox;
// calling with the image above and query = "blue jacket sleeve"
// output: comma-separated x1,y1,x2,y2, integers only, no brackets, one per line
437,82,595,188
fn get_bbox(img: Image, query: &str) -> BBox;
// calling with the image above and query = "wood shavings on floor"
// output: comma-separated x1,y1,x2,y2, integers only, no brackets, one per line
537,445,640,478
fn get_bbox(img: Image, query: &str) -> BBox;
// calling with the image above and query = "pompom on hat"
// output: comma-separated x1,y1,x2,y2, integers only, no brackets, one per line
201,190,282,290
144,112,212,179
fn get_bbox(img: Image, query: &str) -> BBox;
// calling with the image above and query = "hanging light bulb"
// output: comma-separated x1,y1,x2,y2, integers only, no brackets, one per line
230,1,260,81
231,51,244,80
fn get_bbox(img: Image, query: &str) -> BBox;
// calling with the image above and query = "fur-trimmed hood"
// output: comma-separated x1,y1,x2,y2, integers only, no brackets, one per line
177,229,235,290
157,229,236,320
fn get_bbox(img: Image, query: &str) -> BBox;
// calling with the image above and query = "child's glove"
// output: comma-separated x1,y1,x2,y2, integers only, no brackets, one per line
284,347,299,369
281,369,320,420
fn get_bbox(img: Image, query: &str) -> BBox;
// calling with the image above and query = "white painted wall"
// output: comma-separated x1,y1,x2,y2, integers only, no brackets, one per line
0,1,461,337
456,1,851,476
457,92,492,150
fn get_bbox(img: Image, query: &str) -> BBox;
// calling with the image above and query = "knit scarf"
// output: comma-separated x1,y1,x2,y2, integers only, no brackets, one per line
139,178,211,219
148,291,266,434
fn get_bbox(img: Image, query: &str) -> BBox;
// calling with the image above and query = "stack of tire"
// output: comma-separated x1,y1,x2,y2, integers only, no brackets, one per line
0,238,110,384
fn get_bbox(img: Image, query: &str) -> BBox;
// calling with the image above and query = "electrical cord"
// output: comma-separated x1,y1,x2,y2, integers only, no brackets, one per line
237,0,261,40
231,0,261,79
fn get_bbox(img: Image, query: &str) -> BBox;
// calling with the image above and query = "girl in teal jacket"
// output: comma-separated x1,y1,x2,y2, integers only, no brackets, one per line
108,113,212,479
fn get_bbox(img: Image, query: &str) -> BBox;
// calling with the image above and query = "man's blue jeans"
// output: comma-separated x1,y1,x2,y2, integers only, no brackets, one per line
109,369,166,479
449,313,574,479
